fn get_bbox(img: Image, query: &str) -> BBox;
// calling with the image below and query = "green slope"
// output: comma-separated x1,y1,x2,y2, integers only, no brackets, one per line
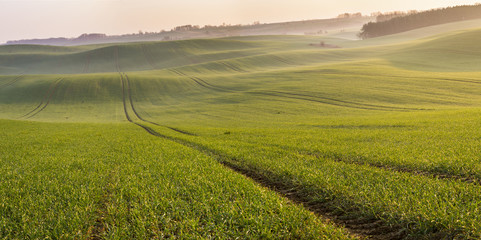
386,28,481,71
2,23,481,238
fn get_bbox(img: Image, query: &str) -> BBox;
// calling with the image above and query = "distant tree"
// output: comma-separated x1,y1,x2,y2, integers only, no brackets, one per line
337,12,363,18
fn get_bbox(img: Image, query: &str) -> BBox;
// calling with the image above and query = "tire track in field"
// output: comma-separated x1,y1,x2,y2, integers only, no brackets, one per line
82,52,91,74
220,61,248,73
123,73,196,136
304,150,481,186
121,73,196,136
114,45,195,136
141,44,157,70
190,76,233,92
169,45,197,65
114,46,121,73
124,68,457,239
18,79,59,119
271,55,295,65
122,122,411,239
263,90,424,111
87,49,124,239
111,45,463,238
349,72,481,86
87,169,118,240
169,69,233,93
0,74,24,89
248,138,481,186
119,93,415,239
169,69,422,112
249,91,418,112
20,78,63,119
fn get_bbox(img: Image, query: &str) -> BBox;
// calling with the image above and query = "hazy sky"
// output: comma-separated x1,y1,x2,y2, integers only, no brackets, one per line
0,0,480,43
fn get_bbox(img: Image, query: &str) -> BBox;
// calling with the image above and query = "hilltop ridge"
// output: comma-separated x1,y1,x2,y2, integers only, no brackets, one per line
4,16,372,46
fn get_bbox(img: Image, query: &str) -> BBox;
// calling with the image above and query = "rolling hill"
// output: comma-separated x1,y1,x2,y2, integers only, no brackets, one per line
2,19,481,239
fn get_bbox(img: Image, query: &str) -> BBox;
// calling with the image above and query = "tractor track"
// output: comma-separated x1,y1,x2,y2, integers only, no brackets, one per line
0,74,24,89
169,69,233,92
82,52,91,74
141,44,157,70
114,46,121,72
220,62,248,73
118,77,431,239
264,90,424,111
87,170,118,240
250,91,404,112
223,137,481,188
304,151,481,186
189,76,233,92
19,79,59,119
117,61,458,239
119,116,419,239
326,71,481,86
21,78,63,119
123,73,196,136
271,55,295,65
115,47,195,136
169,69,422,112
87,48,124,240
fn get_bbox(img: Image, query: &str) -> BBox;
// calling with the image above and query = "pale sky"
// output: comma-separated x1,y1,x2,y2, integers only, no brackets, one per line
0,0,480,43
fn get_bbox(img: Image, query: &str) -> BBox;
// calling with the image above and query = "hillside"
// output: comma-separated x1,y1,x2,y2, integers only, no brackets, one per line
2,22,481,239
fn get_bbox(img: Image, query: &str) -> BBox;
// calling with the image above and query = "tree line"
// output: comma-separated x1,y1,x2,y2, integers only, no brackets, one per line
359,4,481,39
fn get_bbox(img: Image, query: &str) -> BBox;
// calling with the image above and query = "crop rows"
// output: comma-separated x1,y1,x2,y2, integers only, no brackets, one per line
1,120,353,239
158,125,481,238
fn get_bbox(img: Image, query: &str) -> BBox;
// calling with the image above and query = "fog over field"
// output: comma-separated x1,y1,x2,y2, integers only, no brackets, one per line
1,0,479,43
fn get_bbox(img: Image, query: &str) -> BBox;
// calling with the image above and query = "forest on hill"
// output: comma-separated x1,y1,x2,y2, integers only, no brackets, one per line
359,4,481,39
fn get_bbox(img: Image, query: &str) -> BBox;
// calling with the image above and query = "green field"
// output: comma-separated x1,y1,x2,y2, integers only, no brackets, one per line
2,20,481,239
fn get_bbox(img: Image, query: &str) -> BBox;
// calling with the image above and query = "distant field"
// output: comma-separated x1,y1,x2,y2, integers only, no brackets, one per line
2,20,481,239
